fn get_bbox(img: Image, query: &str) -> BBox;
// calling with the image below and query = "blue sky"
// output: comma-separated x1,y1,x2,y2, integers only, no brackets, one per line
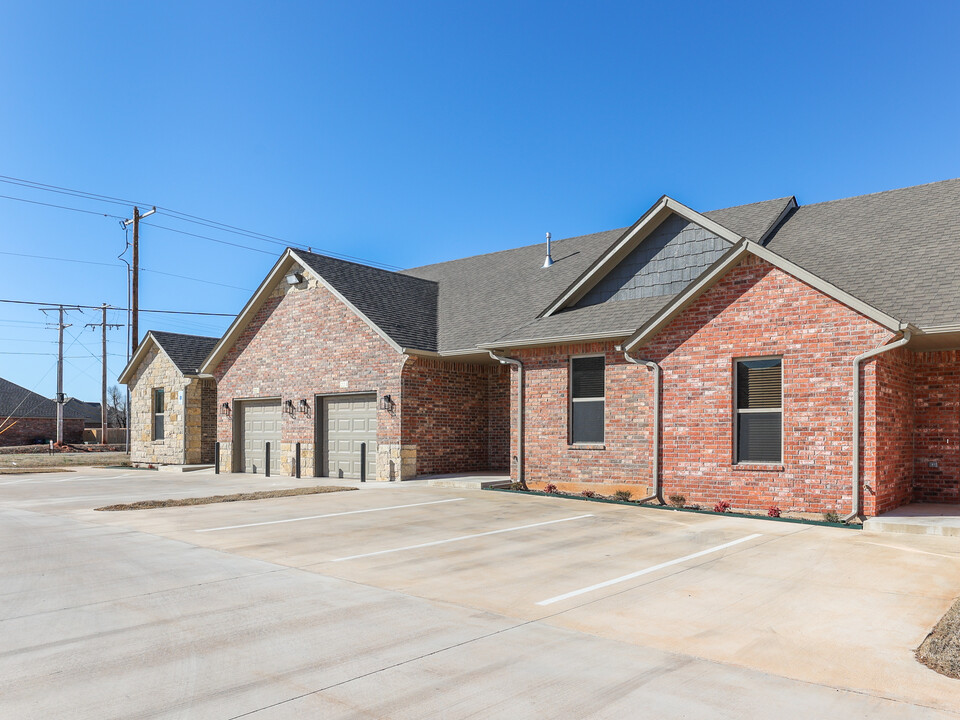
1,1,958,403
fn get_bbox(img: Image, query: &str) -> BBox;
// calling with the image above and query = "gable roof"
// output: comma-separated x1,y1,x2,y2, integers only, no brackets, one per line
296,251,438,352
63,397,103,424
0,377,92,421
118,330,220,384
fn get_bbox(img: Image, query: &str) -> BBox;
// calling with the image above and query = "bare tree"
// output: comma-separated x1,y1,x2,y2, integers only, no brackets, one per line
107,385,127,428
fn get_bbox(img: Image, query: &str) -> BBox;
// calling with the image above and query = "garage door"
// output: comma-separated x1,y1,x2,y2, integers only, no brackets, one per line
239,399,282,474
322,394,377,480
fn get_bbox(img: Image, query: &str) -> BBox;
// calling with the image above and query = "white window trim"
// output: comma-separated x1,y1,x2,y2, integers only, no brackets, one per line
732,356,783,465
569,353,606,445
152,387,165,442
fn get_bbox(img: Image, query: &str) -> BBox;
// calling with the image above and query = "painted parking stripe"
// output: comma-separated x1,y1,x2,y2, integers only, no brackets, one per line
536,533,763,606
332,514,594,562
196,498,466,532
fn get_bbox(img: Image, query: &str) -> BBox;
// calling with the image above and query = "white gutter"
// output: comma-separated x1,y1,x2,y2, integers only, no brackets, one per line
620,347,664,505
845,328,912,522
488,350,525,489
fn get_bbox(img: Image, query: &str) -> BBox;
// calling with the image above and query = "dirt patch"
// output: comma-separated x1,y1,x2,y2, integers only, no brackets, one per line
0,443,127,455
0,452,129,470
95,485,357,511
0,467,75,475
918,597,960,679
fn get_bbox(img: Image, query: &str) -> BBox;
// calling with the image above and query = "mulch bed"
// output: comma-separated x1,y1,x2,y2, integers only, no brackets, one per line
95,485,356,511
917,597,960,679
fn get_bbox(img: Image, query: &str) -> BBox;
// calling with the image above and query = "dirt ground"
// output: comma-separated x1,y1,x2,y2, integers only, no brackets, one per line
0,452,129,472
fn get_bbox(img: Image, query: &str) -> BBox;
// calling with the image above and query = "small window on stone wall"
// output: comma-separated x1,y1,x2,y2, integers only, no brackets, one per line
735,358,781,463
153,388,165,441
570,355,605,444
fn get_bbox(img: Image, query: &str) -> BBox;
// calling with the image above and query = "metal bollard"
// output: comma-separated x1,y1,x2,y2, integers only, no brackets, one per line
360,442,366,483
295,442,301,478
215,442,220,475
265,442,270,477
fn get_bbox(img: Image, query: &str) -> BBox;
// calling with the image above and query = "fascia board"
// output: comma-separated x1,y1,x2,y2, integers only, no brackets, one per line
290,250,404,355
540,196,744,318
623,240,904,352
198,250,296,375
478,329,634,351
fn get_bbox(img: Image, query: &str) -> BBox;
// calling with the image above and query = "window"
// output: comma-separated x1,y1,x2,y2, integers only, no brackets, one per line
570,356,604,444
153,388,165,441
735,358,781,463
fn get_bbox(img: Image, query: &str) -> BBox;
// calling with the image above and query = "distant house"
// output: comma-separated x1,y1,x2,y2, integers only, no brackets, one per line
0,377,86,446
63,397,103,428
121,179,960,518
117,331,219,467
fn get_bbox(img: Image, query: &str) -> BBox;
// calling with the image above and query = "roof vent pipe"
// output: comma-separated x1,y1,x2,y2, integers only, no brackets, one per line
542,232,554,268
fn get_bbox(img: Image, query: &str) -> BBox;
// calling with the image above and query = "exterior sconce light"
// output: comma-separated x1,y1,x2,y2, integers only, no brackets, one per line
283,399,295,415
379,394,395,412
298,399,309,414
221,402,231,416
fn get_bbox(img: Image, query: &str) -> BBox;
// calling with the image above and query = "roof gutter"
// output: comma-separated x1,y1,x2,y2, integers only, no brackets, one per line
845,327,912,523
488,350,526,490
619,346,664,505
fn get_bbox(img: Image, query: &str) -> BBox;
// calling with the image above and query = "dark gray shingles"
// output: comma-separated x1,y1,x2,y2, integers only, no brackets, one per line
0,377,62,419
297,251,439,351
150,332,221,375
765,179,960,328
63,398,102,423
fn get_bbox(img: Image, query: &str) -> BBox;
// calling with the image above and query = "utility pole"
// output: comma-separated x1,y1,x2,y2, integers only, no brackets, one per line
85,304,122,444
121,206,156,354
40,305,74,445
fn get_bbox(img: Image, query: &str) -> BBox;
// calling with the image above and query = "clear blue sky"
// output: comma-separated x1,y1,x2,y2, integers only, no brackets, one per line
1,1,958,404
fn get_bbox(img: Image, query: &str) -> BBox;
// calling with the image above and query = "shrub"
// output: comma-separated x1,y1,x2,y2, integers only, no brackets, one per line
713,500,731,513
613,489,632,502
509,481,525,491
823,511,841,523
543,483,558,494
668,494,686,508
580,490,596,498
767,506,781,517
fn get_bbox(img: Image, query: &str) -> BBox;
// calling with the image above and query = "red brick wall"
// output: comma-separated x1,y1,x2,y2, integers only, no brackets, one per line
213,276,407,462
914,351,960,504
869,348,915,514
509,342,654,491
401,357,510,474
0,417,84,446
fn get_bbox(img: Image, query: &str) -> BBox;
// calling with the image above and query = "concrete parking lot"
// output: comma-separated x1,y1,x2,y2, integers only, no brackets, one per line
2,467,959,718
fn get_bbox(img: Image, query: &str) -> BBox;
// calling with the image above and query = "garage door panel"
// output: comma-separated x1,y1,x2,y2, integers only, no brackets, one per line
239,400,282,475
322,394,377,480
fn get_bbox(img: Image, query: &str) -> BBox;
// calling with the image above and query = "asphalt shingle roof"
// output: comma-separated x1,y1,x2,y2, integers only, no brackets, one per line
702,196,794,241
764,179,960,328
0,377,91,420
296,251,439,351
150,332,221,375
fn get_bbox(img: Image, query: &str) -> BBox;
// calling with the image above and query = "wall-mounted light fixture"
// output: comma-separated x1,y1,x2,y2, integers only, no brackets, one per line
285,272,304,286
298,399,309,414
283,399,295,415
379,394,395,412
221,402,231,416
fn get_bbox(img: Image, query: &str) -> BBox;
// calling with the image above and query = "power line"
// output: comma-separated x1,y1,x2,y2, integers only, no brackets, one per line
0,192,126,219
0,298,236,317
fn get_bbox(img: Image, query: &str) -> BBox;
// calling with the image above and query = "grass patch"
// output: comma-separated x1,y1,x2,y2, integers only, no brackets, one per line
95,485,356,511
0,451,129,470
918,597,960,679
0,467,75,475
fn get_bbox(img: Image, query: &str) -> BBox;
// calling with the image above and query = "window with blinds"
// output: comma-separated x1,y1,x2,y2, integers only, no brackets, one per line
571,356,604,444
153,388,165,441
735,358,781,463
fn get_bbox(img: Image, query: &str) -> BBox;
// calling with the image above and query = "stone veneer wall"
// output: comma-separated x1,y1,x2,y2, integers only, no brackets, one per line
128,346,195,466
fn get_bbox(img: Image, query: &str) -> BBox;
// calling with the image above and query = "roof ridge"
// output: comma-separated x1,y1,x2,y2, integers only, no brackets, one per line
795,177,960,210
150,330,220,342
294,248,438,287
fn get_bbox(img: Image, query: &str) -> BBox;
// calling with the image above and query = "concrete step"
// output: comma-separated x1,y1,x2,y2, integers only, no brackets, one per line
162,464,216,473
421,475,512,490
863,504,960,536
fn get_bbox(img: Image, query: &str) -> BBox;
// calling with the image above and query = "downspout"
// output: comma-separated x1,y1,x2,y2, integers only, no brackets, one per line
845,328,912,522
620,347,664,505
488,350,526,490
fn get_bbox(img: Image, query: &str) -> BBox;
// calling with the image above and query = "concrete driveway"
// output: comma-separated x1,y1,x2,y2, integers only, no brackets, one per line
2,467,959,718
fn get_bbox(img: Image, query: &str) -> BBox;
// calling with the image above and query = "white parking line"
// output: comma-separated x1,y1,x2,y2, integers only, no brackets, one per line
332,514,594,562
196,498,466,532
536,533,763,606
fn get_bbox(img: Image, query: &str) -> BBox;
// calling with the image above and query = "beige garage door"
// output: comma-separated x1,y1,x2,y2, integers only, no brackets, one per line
322,394,377,480
239,399,282,474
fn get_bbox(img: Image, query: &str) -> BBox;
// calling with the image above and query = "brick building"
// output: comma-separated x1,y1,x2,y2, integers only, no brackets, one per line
122,179,960,518
0,377,86,446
